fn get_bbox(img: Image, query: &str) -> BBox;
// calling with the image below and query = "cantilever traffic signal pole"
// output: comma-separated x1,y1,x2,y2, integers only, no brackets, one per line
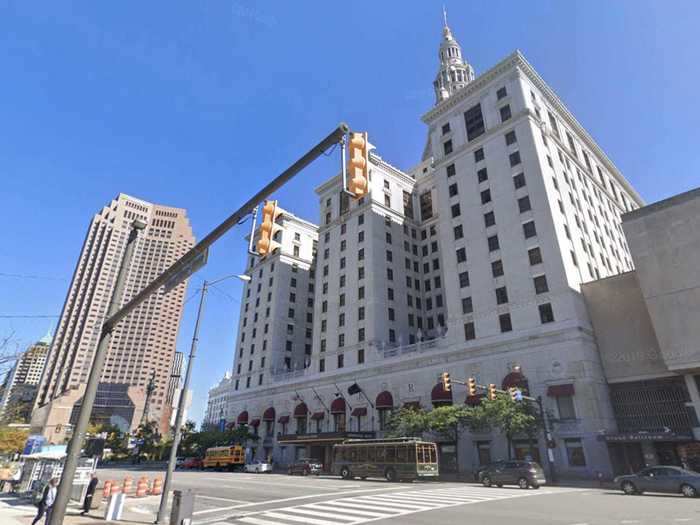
49,122,348,525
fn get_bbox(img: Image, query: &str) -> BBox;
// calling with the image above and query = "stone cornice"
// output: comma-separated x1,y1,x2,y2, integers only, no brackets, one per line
421,50,643,206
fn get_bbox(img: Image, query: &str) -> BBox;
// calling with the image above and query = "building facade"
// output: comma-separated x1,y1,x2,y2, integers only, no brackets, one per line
32,193,194,441
206,20,645,479
583,187,700,475
0,332,51,423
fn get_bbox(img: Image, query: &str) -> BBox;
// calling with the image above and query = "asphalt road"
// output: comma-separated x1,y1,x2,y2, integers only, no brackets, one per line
97,466,700,525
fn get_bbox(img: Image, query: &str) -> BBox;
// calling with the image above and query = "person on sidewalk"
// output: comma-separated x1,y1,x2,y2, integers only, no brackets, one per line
81,473,99,515
32,478,57,525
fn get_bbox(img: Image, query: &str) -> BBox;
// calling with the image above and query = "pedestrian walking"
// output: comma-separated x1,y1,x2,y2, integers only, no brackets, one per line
32,478,57,525
81,473,99,515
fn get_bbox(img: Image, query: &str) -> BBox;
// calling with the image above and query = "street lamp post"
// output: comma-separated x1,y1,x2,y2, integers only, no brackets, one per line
155,274,250,524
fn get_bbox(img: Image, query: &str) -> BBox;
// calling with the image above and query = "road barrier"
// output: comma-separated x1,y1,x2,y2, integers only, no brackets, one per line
151,476,163,496
122,476,133,494
135,476,149,497
109,480,121,496
102,480,113,498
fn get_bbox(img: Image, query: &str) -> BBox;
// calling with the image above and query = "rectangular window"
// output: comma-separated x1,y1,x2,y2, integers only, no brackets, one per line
319,358,325,372
338,334,345,347
477,168,488,183
456,247,467,263
419,191,433,220
564,438,586,467
358,327,365,341
491,259,504,277
534,275,549,294
451,203,461,217
548,112,560,138
505,130,517,145
448,183,458,197
539,303,555,323
474,147,484,162
499,104,512,122
446,163,456,177
484,211,495,227
459,271,470,288
513,172,526,189
464,103,486,141
523,221,537,238
499,313,513,332
488,235,500,252
464,322,476,340
453,225,464,239
443,139,453,155
403,190,414,219
518,195,531,213
566,132,577,157
509,151,521,167
442,122,451,134
495,286,509,304
528,247,543,265
461,296,473,314
557,396,577,420
496,86,507,100
481,189,491,204
358,306,365,320
357,348,365,364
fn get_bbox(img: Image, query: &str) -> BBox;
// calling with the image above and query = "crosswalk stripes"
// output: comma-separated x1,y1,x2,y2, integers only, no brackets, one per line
222,486,567,525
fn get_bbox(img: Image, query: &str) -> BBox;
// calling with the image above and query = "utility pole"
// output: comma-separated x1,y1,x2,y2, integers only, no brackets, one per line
48,123,348,525
537,396,557,484
49,218,145,524
156,281,208,524
141,369,157,426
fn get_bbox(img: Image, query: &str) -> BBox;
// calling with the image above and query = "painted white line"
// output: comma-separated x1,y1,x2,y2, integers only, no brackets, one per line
674,519,692,522
355,495,442,508
304,503,393,518
315,500,397,516
344,497,432,511
282,506,361,521
620,521,640,524
197,494,250,504
192,486,400,516
264,510,340,525
238,517,287,525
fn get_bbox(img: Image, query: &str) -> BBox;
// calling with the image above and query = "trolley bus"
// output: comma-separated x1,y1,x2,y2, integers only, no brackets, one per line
332,437,439,481
203,445,245,470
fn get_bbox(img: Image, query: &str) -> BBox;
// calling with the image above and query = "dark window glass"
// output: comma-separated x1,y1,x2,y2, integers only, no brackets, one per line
488,235,500,252
474,148,484,162
481,189,491,204
443,139,453,155
505,130,517,145
456,248,467,263
453,225,464,239
518,196,532,213
509,151,521,167
464,103,486,141
464,322,476,340
442,122,451,135
462,297,473,314
513,173,526,189
459,271,470,288
449,183,458,197
446,163,456,177
496,86,507,100
477,168,488,183
539,303,555,323
500,104,512,122
499,313,513,332
534,275,549,294
528,247,543,265
451,203,461,218
523,221,537,238
484,211,495,227
492,260,504,277
495,286,509,304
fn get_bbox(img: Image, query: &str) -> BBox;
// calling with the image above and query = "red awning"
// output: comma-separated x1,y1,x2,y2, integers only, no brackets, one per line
352,407,367,417
403,401,421,410
547,384,575,397
431,383,453,405
465,394,485,406
277,415,290,424
263,407,275,421
311,411,325,420
237,411,249,424
294,402,308,417
375,391,394,409
250,419,260,427
330,397,346,414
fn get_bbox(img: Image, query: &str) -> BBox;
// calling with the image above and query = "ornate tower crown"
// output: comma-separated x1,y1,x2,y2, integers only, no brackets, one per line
433,7,475,105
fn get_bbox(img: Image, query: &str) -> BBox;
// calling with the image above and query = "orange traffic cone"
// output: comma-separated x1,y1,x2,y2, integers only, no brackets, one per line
122,476,133,495
151,476,163,496
109,480,121,496
135,476,149,497
102,480,113,498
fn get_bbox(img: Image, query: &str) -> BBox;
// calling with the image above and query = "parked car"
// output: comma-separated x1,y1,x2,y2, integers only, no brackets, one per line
479,460,546,489
182,457,204,470
614,466,699,497
287,458,322,476
175,457,185,469
245,460,273,474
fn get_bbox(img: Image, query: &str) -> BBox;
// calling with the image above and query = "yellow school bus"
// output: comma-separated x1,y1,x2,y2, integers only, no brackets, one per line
203,445,245,470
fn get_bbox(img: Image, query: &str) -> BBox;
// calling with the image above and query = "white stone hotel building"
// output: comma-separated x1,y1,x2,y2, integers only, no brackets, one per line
204,19,650,479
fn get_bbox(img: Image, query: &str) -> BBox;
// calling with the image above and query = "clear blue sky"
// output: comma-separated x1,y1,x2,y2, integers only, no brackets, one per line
2,1,698,425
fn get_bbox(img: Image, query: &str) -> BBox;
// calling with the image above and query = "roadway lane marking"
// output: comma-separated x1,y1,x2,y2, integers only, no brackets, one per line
304,503,393,518
197,495,250,504
264,510,342,525
193,486,400,516
282,507,364,521
238,517,287,525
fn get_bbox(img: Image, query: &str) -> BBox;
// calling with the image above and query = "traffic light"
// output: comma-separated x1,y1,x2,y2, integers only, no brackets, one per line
468,377,477,397
488,383,497,401
509,387,522,402
256,200,282,257
347,131,369,198
440,372,451,392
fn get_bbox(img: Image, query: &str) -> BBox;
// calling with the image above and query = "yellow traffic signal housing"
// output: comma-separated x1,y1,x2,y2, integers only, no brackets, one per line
347,131,369,198
256,200,282,257
468,377,477,397
488,383,497,401
440,372,451,392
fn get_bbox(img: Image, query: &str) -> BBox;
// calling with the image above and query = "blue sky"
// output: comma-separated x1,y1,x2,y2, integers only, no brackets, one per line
1,1,698,424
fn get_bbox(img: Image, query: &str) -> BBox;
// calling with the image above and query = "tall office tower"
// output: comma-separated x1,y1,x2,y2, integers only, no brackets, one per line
210,18,645,479
0,331,51,422
32,194,194,442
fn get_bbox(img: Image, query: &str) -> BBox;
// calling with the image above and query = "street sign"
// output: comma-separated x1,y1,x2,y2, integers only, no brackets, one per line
163,247,209,293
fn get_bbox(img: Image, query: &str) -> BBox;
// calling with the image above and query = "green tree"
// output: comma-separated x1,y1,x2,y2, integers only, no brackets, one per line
480,396,540,459
134,421,161,460
386,407,429,438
